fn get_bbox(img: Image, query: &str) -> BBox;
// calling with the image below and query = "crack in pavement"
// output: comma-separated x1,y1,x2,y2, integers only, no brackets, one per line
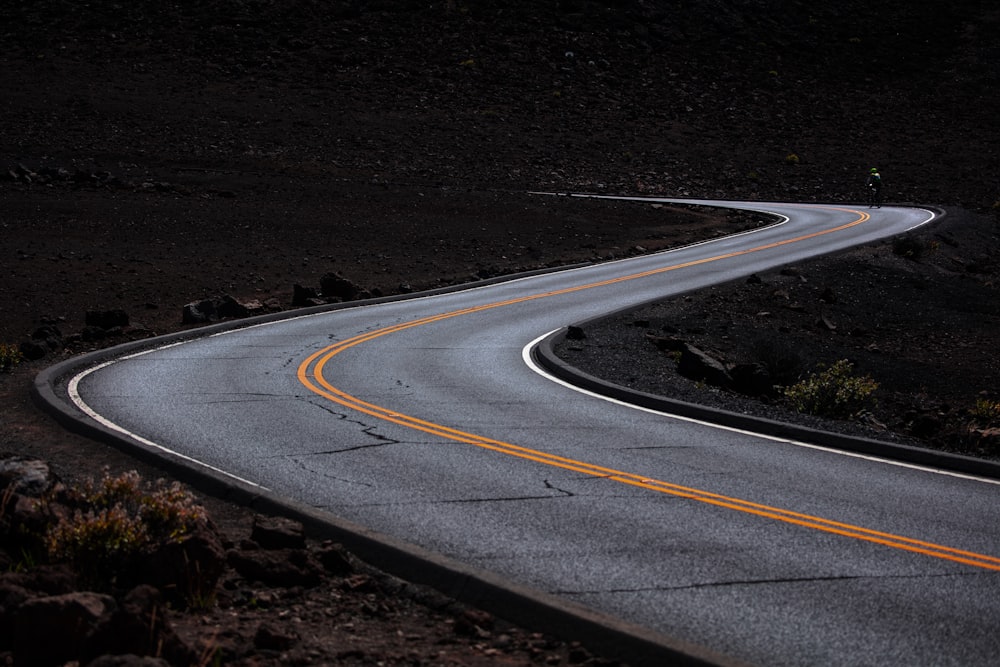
341,479,576,507
190,392,301,405
623,444,698,451
284,454,374,488
431,492,572,505
544,479,575,497
553,570,984,596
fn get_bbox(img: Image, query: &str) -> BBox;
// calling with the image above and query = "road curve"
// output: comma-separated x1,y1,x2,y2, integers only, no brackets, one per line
38,199,1000,666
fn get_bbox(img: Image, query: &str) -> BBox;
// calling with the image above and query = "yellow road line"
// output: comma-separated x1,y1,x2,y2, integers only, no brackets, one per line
297,206,1000,572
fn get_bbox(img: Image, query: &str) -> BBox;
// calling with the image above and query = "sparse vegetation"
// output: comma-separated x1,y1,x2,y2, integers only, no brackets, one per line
963,398,1000,454
970,398,1000,427
2,0,999,662
44,470,210,594
783,359,879,419
0,342,22,372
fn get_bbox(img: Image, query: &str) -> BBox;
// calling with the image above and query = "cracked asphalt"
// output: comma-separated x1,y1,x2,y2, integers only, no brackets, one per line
52,202,1000,666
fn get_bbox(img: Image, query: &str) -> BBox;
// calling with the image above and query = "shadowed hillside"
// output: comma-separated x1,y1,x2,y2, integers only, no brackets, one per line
5,1,998,207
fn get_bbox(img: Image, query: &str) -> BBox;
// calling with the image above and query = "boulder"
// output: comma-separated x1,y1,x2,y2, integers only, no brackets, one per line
0,454,59,496
20,325,63,360
82,585,194,666
292,283,324,307
320,272,363,301
214,295,247,318
181,298,217,324
676,343,732,389
182,295,264,323
253,622,299,651
250,515,307,550
13,591,116,665
0,579,31,649
316,541,356,576
227,547,324,588
142,519,227,608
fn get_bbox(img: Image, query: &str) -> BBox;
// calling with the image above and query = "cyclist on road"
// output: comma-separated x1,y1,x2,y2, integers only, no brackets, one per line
866,167,882,208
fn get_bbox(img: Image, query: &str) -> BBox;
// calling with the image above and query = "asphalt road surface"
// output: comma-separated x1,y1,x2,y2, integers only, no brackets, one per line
50,199,1000,666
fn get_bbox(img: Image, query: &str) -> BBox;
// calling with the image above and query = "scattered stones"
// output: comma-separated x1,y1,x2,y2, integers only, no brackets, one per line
19,325,63,360
4,163,131,189
182,294,268,324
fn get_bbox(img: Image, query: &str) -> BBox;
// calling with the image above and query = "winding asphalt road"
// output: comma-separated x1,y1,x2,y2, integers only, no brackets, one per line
40,198,1000,666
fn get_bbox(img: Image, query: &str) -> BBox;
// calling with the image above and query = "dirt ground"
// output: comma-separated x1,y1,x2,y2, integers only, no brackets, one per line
2,1,999,665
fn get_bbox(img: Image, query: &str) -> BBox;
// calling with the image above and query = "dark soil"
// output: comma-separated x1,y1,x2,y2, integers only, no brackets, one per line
555,207,1000,460
2,1,999,665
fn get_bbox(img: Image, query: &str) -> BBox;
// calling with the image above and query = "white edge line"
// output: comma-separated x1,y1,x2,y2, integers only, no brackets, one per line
67,344,267,490
67,199,939,489
63,199,793,490
523,330,1000,487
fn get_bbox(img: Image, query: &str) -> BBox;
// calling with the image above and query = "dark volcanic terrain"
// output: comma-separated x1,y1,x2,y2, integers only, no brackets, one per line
2,1,999,665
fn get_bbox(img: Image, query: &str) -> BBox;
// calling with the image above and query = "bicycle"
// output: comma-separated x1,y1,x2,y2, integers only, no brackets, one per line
866,184,882,208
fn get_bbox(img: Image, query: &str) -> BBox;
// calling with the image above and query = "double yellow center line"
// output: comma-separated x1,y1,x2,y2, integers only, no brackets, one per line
297,206,1000,572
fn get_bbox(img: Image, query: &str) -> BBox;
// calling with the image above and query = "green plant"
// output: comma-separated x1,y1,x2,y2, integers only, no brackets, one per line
0,342,22,372
9,547,39,573
46,504,147,587
45,469,208,591
784,153,799,165
783,359,879,419
970,398,1000,426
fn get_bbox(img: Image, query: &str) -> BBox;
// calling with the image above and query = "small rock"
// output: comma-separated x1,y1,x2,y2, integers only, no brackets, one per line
227,548,323,588
0,454,59,496
251,515,307,550
254,622,299,651
182,299,217,324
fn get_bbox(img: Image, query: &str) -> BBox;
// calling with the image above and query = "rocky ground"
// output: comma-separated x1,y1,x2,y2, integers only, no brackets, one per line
555,206,1000,460
1,1,999,665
